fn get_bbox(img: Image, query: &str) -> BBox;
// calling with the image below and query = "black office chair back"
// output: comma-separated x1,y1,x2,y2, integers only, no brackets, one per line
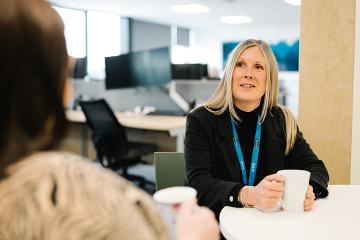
79,99,156,190
79,99,128,157
79,99,122,133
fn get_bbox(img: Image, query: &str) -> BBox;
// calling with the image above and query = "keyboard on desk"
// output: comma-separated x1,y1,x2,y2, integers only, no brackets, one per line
147,110,186,116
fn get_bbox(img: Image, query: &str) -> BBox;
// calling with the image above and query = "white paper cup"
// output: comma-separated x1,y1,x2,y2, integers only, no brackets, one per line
153,186,197,238
277,170,310,212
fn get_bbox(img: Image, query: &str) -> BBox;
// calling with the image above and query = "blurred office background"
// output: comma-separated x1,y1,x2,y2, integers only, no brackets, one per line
50,0,301,118
49,0,360,185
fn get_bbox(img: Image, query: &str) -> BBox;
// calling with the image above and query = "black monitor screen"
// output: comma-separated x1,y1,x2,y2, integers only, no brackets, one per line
72,57,87,79
171,63,208,80
105,53,133,89
105,47,171,89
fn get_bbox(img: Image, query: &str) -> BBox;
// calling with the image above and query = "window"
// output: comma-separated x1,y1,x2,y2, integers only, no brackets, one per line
87,11,121,80
53,7,86,58
171,26,198,64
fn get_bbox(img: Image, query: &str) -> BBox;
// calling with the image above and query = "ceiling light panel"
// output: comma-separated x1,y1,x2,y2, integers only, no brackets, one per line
171,4,209,14
284,0,301,6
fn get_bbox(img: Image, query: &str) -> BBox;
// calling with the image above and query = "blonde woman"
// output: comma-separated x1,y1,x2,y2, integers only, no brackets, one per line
184,39,329,217
0,0,219,239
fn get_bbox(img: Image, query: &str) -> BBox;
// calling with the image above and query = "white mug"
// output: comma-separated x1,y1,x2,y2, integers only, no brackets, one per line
153,186,197,238
277,169,310,212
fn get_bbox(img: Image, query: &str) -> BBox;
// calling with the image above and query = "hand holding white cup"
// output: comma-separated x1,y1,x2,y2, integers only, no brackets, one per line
277,169,311,212
176,198,220,240
246,174,284,211
153,187,197,238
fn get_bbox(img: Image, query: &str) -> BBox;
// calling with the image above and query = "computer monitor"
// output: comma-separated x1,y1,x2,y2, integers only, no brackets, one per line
72,57,87,79
171,64,208,80
105,53,134,89
105,47,171,89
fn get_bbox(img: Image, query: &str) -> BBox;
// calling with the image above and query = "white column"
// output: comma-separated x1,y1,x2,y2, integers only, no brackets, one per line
351,0,360,184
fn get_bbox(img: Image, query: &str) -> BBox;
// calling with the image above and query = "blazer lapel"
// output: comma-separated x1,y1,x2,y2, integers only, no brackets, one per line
261,112,285,173
218,111,242,182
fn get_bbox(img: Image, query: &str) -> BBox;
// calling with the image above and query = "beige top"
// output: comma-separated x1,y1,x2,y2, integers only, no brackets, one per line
0,151,169,240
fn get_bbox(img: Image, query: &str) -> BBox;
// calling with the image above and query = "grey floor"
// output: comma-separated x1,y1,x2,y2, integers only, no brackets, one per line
126,164,156,194
93,160,156,194
127,164,156,183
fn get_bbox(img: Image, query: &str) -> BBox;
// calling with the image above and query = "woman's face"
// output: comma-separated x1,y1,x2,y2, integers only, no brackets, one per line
232,46,267,111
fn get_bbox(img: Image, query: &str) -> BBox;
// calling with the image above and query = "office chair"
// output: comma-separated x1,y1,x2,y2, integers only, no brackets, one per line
154,152,185,191
79,99,156,188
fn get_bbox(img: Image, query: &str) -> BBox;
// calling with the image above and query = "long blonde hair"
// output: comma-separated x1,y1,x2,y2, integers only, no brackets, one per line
204,39,296,155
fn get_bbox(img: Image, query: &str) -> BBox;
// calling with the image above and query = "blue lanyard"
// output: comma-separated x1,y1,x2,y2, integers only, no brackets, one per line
230,114,262,186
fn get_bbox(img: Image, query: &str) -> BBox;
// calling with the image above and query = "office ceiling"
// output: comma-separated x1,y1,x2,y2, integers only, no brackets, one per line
49,0,300,28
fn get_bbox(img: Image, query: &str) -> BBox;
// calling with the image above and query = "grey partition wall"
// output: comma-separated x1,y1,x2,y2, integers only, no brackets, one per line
71,80,182,112
129,19,190,51
130,19,171,52
172,80,219,104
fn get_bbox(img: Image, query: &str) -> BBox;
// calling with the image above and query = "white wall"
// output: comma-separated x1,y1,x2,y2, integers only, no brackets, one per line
192,24,300,72
278,71,299,119
351,0,360,184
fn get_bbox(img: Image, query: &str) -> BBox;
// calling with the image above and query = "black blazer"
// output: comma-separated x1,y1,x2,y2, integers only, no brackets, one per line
185,106,329,218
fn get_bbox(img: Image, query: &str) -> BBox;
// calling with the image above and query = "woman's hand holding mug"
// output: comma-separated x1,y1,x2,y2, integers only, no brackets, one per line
242,174,284,211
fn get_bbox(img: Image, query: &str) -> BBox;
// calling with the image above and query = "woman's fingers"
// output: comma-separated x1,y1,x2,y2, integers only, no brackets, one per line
265,174,285,183
254,174,285,210
306,185,314,198
264,190,283,199
176,199,220,240
304,197,314,211
267,181,284,192
304,185,315,211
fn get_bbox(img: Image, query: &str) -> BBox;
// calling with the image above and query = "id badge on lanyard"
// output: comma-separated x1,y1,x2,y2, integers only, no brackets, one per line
230,114,262,186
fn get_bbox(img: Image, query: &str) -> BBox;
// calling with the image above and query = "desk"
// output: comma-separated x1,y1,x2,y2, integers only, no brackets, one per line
66,110,187,157
220,185,360,240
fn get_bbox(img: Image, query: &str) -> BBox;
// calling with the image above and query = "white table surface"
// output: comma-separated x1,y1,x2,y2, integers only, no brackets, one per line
220,185,360,240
